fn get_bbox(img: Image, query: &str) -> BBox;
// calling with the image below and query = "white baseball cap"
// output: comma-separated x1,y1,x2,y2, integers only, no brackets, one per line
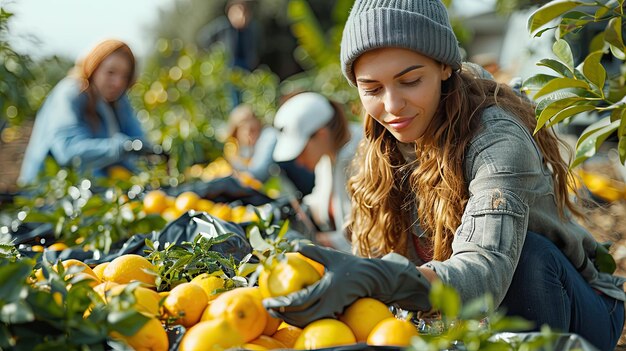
272,92,334,162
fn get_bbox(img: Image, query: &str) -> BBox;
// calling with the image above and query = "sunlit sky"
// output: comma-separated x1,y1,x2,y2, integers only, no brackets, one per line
5,0,172,61
5,0,496,62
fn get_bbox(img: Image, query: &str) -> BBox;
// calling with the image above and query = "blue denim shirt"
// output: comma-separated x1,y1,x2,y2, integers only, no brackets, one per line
19,77,145,183
413,106,626,306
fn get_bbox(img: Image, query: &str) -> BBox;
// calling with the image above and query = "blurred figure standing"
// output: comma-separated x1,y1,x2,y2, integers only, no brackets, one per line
197,0,261,106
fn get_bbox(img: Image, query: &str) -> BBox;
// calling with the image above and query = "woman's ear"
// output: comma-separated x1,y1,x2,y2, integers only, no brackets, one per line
442,64,452,81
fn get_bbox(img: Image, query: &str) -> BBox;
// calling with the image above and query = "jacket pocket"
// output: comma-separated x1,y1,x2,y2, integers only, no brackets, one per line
455,189,528,257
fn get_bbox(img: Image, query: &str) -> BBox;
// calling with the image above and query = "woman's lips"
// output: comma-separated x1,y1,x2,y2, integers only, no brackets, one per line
386,118,413,131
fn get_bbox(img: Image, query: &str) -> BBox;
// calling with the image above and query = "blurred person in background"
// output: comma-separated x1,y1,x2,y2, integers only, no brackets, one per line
197,0,261,106
272,92,362,252
19,39,152,184
223,103,315,197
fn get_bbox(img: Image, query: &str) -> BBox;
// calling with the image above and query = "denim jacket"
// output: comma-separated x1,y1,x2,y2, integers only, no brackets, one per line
411,106,626,306
19,77,145,183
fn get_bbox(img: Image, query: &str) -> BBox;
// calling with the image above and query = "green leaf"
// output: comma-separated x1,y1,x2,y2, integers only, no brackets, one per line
0,261,32,301
534,96,586,132
248,226,273,252
107,310,150,336
537,102,596,131
490,316,536,332
605,17,626,59
532,77,589,99
0,300,34,324
521,74,558,93
528,0,585,36
429,281,461,320
536,58,573,77
573,117,620,167
595,244,617,274
582,51,606,92
558,11,594,37
552,39,574,69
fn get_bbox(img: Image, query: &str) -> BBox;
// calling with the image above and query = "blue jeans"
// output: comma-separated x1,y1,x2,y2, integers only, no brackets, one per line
501,231,624,351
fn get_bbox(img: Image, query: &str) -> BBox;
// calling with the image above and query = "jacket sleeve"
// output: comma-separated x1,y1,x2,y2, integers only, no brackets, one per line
46,82,130,170
423,116,545,306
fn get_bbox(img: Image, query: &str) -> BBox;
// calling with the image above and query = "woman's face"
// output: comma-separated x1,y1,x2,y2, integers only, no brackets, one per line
235,118,262,147
353,47,451,143
92,52,132,102
296,128,330,171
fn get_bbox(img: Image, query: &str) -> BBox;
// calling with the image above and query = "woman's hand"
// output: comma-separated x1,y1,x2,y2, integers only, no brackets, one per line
262,244,431,327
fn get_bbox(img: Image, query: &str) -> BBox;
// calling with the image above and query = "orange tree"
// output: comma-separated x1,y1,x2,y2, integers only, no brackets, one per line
523,0,626,166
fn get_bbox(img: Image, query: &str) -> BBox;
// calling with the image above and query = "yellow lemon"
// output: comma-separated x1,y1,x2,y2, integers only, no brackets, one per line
190,273,225,301
179,319,244,351
294,319,356,349
111,317,168,351
163,282,209,328
143,190,168,215
92,262,110,281
258,252,322,298
174,191,200,213
102,254,157,287
367,317,419,346
339,297,393,342
202,287,267,342
245,335,287,349
271,325,302,348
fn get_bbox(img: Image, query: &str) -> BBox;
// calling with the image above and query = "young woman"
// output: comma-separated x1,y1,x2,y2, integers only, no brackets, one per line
19,39,149,184
272,92,362,252
263,1,625,349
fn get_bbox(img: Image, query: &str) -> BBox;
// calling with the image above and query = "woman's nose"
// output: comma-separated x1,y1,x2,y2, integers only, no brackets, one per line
383,90,406,115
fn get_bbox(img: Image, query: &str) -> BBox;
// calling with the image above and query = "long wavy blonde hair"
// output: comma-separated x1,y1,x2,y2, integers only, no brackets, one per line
347,67,579,260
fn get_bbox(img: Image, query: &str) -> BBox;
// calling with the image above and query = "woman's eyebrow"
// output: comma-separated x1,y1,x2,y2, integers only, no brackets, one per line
394,64,424,79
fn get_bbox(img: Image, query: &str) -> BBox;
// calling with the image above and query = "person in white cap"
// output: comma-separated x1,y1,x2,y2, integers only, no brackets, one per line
273,92,362,252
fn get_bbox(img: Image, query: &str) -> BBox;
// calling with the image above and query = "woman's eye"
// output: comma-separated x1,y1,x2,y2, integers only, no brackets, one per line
361,86,381,96
403,78,422,86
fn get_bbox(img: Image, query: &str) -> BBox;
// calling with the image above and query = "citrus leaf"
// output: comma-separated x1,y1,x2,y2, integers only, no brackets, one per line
582,51,606,92
429,281,461,320
528,0,585,36
522,74,558,92
543,104,597,130
553,39,574,69
573,117,620,167
595,244,617,274
248,226,273,252
533,77,589,99
536,58,573,77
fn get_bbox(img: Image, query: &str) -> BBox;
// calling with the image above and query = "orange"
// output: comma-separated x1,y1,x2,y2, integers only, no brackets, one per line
143,190,169,214
271,325,302,348
102,254,157,287
179,319,244,351
31,245,44,252
258,252,322,298
339,297,393,342
163,282,209,328
111,317,168,351
189,273,225,301
294,319,356,349
367,317,419,346
202,287,267,342
245,335,287,349
174,191,200,213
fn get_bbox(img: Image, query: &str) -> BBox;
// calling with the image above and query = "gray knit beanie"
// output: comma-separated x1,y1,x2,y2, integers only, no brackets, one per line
341,0,462,85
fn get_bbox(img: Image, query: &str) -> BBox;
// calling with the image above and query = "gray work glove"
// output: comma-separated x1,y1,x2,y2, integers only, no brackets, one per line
262,245,431,328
